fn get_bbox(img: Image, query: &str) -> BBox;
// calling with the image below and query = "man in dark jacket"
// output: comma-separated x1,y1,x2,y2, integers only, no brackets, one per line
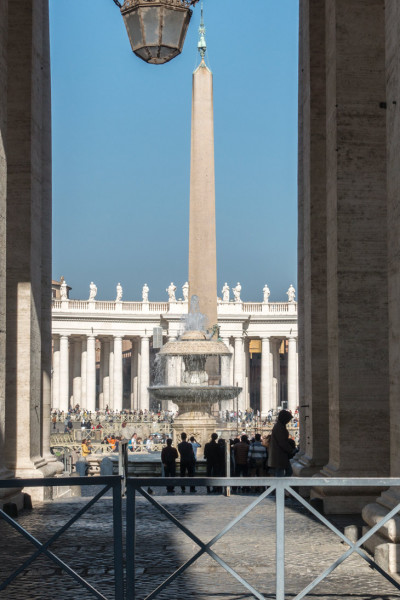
161,438,178,493
204,432,222,494
268,409,295,476
177,432,196,493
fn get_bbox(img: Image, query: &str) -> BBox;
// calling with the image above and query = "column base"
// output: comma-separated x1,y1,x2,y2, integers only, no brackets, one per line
311,464,388,514
11,456,65,502
362,487,400,575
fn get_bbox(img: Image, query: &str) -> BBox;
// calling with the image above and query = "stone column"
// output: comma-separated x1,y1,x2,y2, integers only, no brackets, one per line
311,0,389,514
86,335,96,413
167,337,177,386
221,338,231,386
59,335,69,413
98,341,104,410
361,1,400,568
72,338,82,408
139,336,150,411
245,340,251,409
113,336,123,412
287,337,297,413
80,338,87,409
102,340,110,410
109,340,114,410
260,337,271,417
272,340,280,408
233,336,244,412
293,0,330,478
52,337,60,409
130,339,138,410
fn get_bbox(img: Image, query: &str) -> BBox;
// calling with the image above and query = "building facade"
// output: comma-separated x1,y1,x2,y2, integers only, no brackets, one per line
51,289,298,416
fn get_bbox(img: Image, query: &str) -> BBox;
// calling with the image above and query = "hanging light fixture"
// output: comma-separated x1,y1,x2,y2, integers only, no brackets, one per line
113,0,199,65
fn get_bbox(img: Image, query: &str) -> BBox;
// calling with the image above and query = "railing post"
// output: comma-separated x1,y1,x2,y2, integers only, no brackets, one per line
225,440,231,497
276,480,285,600
126,481,136,600
113,479,124,600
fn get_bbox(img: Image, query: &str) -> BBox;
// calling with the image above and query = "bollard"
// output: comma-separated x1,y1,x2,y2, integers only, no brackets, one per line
75,459,88,477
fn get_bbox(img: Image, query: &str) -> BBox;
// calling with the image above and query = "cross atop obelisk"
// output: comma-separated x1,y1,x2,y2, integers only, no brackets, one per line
188,1,218,332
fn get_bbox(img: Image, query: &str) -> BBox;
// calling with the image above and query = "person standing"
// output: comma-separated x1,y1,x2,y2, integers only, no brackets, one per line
161,438,178,493
204,433,221,494
233,434,250,492
177,432,196,493
268,409,295,477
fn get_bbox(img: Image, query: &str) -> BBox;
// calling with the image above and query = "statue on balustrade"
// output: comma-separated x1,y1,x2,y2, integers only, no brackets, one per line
233,282,242,302
222,282,230,302
60,278,68,300
287,284,296,303
182,281,189,302
116,282,123,302
167,282,176,302
142,283,149,302
263,284,270,303
89,282,97,301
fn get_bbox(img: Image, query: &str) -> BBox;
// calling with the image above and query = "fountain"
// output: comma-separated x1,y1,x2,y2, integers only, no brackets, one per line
149,296,241,454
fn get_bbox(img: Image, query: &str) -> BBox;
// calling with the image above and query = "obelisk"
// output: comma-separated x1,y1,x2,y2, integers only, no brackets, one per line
188,4,217,332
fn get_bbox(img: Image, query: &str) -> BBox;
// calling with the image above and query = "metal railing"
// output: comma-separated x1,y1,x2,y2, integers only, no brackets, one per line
0,476,124,599
3,475,400,599
125,476,400,600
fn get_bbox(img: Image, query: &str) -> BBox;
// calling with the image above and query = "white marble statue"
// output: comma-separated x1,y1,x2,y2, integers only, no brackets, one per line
115,283,123,302
263,284,270,303
182,282,189,302
89,282,97,301
287,284,296,303
167,282,176,302
233,282,242,302
142,283,149,302
60,278,68,300
222,282,230,302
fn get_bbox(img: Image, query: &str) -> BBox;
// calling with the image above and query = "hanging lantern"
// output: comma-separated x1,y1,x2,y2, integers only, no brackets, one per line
116,0,199,65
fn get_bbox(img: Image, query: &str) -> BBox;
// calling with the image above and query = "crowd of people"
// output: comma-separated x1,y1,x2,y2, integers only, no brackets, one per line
160,409,298,494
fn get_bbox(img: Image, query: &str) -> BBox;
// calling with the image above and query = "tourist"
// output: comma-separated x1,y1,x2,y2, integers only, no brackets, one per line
161,438,178,493
204,433,221,494
189,436,201,462
268,409,295,477
233,434,250,491
177,432,196,493
248,433,267,488
52,413,57,431
81,438,92,457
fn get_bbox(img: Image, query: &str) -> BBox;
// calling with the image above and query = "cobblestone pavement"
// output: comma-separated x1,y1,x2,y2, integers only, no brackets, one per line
1,485,400,600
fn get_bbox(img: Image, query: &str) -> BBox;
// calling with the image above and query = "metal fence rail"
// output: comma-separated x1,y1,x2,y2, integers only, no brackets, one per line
0,476,124,600
126,476,400,600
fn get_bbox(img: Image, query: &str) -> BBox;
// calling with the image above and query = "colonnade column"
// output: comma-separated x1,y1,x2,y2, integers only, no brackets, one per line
287,337,297,413
113,336,123,411
272,340,280,408
139,336,150,411
86,335,96,412
260,337,271,417
59,335,69,412
80,338,87,409
130,339,138,410
109,340,114,410
102,340,110,410
221,338,231,386
72,338,82,408
52,337,60,409
234,336,244,412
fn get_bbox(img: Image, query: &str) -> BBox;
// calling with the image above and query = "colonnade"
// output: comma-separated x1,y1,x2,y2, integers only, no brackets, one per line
51,332,298,415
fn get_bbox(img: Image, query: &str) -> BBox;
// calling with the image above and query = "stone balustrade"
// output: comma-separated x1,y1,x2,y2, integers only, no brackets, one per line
52,299,297,315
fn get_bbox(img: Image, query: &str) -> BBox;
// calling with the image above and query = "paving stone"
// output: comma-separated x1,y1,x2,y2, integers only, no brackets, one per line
0,488,399,599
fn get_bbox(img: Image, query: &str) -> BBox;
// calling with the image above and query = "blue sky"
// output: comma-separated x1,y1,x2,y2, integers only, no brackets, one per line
50,0,298,302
